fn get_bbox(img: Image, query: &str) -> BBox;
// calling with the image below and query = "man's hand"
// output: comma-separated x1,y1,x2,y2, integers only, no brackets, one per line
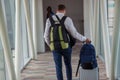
85,38,91,43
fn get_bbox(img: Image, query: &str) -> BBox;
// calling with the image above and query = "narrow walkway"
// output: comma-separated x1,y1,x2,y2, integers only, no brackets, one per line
21,43,108,80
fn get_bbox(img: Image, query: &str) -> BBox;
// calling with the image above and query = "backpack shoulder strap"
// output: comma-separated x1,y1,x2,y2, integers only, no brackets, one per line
49,16,55,27
55,15,68,32
55,15,61,22
61,16,67,24
55,15,67,24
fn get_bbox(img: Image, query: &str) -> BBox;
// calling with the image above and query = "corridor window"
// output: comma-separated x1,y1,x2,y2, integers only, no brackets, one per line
107,0,115,44
0,39,6,80
4,0,15,50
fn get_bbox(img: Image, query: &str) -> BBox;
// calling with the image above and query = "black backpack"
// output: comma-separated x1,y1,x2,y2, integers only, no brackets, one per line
49,15,76,51
55,15,76,48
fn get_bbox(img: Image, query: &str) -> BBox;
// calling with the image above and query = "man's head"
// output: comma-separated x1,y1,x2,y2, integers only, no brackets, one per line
57,4,66,14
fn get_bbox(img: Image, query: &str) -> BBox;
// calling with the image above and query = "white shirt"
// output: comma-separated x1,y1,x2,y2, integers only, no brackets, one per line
44,12,86,46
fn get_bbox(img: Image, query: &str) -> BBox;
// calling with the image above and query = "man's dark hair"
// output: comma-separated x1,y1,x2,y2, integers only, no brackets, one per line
58,4,66,10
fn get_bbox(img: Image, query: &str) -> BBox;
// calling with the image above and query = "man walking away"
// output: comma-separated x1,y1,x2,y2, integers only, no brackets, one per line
44,4,91,80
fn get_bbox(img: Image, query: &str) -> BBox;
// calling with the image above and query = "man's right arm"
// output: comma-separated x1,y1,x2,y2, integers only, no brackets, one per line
65,17,87,42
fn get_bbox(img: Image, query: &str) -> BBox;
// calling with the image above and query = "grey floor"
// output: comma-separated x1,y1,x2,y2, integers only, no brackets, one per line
21,43,108,80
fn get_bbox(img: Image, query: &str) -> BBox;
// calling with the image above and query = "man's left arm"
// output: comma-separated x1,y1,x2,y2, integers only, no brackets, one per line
44,19,51,46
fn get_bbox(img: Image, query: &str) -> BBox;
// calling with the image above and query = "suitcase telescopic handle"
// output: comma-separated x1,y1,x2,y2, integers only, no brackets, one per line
75,60,81,77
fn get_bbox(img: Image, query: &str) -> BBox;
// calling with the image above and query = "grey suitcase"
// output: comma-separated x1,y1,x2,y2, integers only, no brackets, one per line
79,67,99,80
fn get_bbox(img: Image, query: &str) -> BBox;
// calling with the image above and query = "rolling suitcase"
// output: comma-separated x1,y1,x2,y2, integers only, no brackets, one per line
76,43,99,80
79,67,99,80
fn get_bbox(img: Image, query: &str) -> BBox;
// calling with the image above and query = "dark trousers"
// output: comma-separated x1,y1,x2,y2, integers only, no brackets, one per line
52,47,72,80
